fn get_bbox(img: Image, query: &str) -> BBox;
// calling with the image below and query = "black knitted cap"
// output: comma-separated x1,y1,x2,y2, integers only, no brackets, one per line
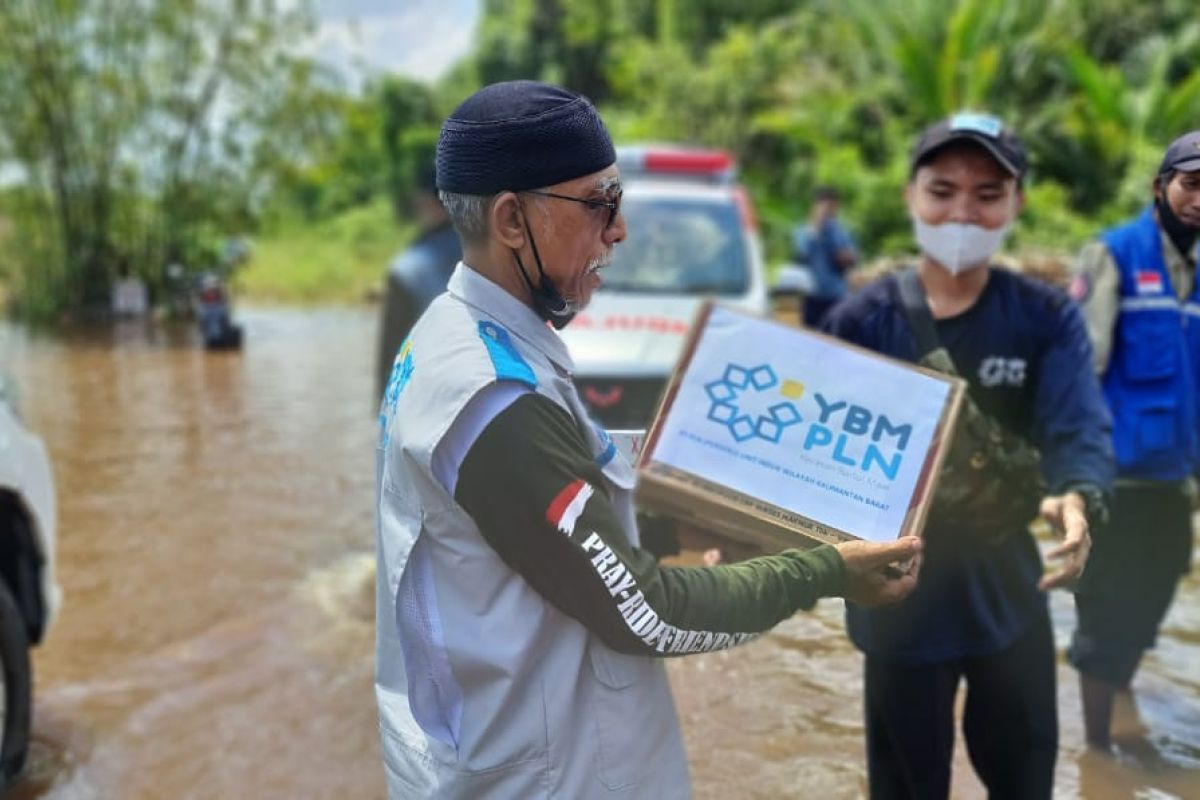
436,80,616,195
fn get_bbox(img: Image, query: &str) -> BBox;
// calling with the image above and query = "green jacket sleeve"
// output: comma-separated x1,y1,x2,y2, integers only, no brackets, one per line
455,393,848,657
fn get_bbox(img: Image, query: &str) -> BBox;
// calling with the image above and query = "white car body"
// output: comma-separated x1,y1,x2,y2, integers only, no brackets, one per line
0,393,61,637
560,155,770,429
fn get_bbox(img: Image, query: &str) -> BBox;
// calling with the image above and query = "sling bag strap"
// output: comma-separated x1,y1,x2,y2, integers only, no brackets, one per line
896,267,943,361
895,266,998,442
893,268,1044,543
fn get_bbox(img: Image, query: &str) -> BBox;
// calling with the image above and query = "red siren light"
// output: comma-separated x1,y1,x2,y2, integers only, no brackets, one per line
642,149,734,175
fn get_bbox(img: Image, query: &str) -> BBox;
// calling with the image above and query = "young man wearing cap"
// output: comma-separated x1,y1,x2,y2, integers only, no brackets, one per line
1067,130,1200,750
374,80,924,799
821,113,1114,798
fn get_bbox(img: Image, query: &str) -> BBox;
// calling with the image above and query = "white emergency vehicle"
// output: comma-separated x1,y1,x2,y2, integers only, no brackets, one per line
561,146,769,428
0,371,61,784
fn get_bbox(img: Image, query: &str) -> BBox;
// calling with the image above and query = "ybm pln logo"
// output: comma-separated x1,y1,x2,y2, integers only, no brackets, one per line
704,363,912,480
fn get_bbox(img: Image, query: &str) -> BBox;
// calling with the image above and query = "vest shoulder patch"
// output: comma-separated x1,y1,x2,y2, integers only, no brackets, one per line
476,321,537,387
378,337,416,447
593,424,618,467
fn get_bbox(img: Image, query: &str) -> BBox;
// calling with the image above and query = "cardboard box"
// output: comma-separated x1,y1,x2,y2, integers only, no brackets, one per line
635,302,965,551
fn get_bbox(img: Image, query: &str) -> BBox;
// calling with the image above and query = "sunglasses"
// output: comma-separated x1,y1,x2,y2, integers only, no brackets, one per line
521,188,623,229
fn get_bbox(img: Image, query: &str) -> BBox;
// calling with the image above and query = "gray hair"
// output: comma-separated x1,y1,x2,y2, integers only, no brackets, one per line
439,188,554,244
438,190,493,244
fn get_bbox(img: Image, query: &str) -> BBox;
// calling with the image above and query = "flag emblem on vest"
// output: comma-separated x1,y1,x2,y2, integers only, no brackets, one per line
546,479,594,536
1135,270,1164,295
1068,273,1091,302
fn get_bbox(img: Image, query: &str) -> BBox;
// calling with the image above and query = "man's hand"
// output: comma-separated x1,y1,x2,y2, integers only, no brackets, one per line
1038,492,1091,591
836,536,923,607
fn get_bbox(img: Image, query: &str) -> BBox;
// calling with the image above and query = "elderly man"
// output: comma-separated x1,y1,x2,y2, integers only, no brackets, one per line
374,80,923,799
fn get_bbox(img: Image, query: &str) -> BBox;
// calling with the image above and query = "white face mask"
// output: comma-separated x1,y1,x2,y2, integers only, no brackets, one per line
912,218,1011,275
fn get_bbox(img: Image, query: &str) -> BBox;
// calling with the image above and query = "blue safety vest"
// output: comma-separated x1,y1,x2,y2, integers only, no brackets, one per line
1101,206,1200,480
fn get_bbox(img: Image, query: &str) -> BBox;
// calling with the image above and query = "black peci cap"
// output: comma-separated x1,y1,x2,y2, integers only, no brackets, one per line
436,80,616,195
911,112,1027,179
1157,131,1200,177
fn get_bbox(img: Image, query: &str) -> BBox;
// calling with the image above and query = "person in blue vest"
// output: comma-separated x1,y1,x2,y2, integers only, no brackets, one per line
1067,130,1200,750
376,164,463,402
822,113,1114,799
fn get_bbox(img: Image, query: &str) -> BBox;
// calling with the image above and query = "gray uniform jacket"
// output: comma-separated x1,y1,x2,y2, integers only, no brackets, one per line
375,263,692,799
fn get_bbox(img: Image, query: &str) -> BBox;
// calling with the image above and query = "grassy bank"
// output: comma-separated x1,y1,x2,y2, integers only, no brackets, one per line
235,198,411,304
231,190,1089,307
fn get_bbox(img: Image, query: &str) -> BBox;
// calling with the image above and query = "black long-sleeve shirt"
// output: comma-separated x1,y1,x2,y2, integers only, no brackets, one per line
822,268,1114,661
453,391,848,656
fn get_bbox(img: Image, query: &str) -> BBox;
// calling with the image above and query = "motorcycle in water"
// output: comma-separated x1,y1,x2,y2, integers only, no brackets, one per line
195,274,243,350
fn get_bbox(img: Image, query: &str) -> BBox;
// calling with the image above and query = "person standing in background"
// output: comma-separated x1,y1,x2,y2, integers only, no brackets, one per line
1067,130,1200,751
792,186,858,327
375,164,462,401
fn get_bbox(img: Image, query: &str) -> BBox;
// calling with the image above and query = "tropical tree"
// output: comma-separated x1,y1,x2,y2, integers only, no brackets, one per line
1045,23,1200,214
0,0,321,318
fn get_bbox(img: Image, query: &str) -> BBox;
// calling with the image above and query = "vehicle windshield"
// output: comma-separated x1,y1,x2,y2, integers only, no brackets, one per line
600,196,749,295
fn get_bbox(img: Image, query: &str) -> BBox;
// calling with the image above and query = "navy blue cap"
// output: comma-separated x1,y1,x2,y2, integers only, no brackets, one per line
911,112,1027,178
436,80,616,195
1158,131,1200,176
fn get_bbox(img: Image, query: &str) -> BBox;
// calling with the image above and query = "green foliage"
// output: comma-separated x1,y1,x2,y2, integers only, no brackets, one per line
1014,180,1119,253
0,0,325,319
602,0,1200,266
243,0,1200,300
1047,26,1200,212
4,0,1199,312
474,0,614,100
377,77,442,221
234,198,408,304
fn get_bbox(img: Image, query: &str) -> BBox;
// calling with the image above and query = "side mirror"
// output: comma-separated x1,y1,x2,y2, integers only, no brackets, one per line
770,263,816,297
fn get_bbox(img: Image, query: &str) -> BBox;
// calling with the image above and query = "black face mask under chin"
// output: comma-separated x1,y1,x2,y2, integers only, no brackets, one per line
1157,192,1198,259
512,221,577,330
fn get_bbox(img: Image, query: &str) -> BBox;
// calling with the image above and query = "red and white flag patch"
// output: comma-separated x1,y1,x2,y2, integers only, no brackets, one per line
1068,273,1091,302
546,479,595,536
1135,270,1164,295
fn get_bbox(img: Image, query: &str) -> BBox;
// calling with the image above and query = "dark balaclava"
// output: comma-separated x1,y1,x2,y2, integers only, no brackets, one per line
436,80,617,329
1156,176,1198,259
1155,131,1200,259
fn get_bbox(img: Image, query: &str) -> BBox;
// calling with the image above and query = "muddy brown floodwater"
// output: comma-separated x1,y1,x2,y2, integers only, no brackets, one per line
2,307,1197,799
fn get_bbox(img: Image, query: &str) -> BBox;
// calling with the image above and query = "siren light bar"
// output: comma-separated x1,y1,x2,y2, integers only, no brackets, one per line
617,146,737,183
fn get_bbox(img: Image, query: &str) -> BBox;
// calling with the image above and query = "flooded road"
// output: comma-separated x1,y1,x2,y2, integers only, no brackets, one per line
3,307,1198,798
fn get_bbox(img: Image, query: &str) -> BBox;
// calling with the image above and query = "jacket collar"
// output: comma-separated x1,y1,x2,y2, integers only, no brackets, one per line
448,262,576,374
